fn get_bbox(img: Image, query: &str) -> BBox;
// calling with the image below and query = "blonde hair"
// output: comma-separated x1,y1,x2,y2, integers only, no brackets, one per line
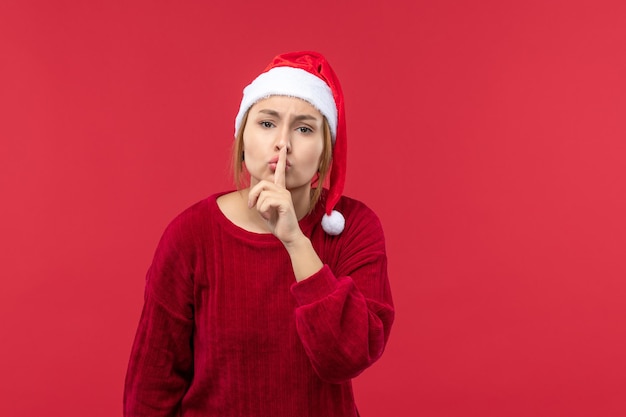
232,110,333,213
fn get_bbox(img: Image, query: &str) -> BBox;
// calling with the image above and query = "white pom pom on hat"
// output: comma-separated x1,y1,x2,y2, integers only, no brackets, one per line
321,210,345,236
234,51,347,235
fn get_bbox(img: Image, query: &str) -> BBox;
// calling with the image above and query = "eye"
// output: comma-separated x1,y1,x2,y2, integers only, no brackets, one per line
296,126,313,134
260,121,275,128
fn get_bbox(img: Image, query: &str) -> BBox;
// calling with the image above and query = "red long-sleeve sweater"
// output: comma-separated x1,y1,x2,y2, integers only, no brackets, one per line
124,192,394,417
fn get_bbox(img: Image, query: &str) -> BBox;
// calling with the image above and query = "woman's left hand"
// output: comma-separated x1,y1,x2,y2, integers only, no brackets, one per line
248,147,303,245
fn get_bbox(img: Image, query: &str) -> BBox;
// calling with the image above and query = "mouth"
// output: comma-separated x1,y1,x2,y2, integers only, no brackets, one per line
268,157,291,170
269,163,291,172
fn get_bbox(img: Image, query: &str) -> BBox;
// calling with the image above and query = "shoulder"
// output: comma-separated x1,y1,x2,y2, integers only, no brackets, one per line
313,194,387,273
310,191,384,238
336,194,377,217
335,195,384,234
156,193,223,251
165,196,211,233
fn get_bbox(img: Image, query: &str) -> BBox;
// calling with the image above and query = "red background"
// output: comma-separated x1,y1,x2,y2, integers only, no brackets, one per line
1,1,625,416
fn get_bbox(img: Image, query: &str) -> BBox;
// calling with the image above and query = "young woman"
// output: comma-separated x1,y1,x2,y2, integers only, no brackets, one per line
124,51,394,417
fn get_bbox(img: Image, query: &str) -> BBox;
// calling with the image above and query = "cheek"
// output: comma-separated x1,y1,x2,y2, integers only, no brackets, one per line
242,135,258,157
305,143,325,171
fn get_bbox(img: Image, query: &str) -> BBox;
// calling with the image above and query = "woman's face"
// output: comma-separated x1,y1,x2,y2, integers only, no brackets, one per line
242,95,325,192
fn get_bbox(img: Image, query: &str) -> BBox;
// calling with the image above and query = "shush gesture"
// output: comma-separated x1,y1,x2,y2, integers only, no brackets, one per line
273,144,288,189
248,146,303,245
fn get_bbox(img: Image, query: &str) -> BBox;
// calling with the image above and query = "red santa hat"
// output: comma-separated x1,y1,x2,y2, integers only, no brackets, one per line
234,51,347,235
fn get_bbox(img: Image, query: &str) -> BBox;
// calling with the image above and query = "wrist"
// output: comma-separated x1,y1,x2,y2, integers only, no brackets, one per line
282,232,310,253
283,234,324,282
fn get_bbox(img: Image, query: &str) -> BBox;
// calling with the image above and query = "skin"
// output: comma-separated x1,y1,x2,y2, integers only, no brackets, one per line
218,96,325,281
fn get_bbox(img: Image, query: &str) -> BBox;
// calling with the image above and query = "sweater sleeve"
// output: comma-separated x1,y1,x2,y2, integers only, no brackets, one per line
290,204,394,383
124,214,196,417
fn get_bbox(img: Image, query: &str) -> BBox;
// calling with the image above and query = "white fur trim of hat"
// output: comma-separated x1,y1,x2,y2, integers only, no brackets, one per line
234,66,338,142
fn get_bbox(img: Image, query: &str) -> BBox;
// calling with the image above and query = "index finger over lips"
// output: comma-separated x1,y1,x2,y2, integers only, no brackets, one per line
274,146,286,188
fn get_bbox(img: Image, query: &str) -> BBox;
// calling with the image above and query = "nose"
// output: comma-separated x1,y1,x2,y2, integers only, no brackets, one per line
274,127,291,152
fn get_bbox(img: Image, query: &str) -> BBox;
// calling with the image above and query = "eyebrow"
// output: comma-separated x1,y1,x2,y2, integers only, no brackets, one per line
257,109,320,122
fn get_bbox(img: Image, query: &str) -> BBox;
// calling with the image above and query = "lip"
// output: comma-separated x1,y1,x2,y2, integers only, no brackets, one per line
268,156,291,167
